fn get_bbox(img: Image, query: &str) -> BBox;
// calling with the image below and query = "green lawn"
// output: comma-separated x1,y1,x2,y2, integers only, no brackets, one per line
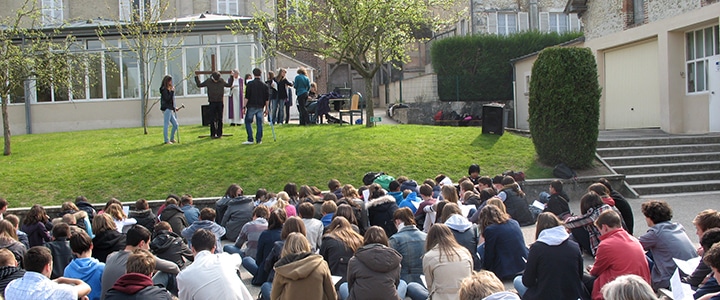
0,124,551,207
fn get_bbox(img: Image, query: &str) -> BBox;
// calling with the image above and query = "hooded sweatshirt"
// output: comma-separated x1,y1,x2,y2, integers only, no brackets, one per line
159,204,188,234
150,230,193,269
64,257,105,300
181,220,226,253
445,214,480,270
521,225,584,300
483,291,521,300
127,209,156,234
346,243,402,300
271,252,336,300
104,273,171,300
217,196,254,241
91,229,126,263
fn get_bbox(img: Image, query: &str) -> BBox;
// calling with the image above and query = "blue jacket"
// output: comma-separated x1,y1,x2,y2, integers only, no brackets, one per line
388,225,426,284
398,192,419,214
64,257,105,300
482,219,528,280
181,205,200,225
294,74,310,96
388,191,404,205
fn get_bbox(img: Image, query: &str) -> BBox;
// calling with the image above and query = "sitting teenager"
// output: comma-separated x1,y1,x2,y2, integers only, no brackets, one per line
128,199,157,234
388,207,427,285
90,214,126,263
339,226,406,300
257,217,307,298
600,274,658,300
639,200,697,290
366,183,400,237
105,249,173,299
271,232,337,300
320,216,363,288
477,204,528,280
692,228,720,299
597,178,634,235
242,208,286,285
181,208,226,253
543,180,571,219
459,270,520,300
64,230,105,300
514,212,585,300
0,248,25,297
498,176,535,226
684,209,720,289
215,184,253,242
5,246,91,300
563,192,613,257
44,223,73,279
224,205,269,257
149,221,193,269
699,243,720,300
442,203,480,270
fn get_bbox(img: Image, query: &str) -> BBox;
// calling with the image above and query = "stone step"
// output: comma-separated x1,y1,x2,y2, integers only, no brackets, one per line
625,170,720,185
602,152,720,166
613,161,720,175
597,135,720,148
631,180,720,196
597,144,720,157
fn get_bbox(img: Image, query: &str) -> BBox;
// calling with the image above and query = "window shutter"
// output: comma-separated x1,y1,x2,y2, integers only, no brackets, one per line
569,13,581,32
539,12,549,33
518,12,529,32
487,12,498,34
217,0,227,14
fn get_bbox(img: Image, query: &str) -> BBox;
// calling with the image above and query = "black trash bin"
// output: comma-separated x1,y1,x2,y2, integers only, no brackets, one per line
201,105,211,126
482,103,504,135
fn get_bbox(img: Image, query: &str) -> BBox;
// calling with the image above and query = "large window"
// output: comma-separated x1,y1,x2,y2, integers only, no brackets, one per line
686,25,720,93
30,33,254,102
119,0,160,22
217,0,239,15
41,0,63,25
548,13,569,33
497,13,517,36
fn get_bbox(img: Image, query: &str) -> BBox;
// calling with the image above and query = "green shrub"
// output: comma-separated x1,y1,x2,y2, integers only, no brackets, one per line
528,47,600,169
431,31,582,101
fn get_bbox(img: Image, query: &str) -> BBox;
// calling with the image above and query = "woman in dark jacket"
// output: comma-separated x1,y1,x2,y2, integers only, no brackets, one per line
158,199,188,235
20,204,53,248
478,204,528,280
320,216,364,287
366,184,399,237
216,184,254,241
91,214,126,263
340,226,406,300
160,75,178,144
514,213,585,300
499,176,535,226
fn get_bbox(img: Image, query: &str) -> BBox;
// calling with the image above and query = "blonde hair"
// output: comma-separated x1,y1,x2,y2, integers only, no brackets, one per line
441,185,459,203
92,213,117,233
459,270,505,300
105,203,127,221
485,198,506,213
324,216,363,252
426,223,470,262
277,191,290,201
281,232,311,257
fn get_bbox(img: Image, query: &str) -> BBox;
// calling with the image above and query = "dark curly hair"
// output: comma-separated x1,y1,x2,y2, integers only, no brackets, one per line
641,200,673,224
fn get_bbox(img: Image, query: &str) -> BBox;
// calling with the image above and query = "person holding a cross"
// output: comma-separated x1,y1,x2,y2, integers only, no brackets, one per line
195,71,233,139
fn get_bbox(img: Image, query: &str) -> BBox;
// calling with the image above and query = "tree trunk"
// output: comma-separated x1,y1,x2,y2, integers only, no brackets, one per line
1,94,11,156
140,45,148,135
363,76,374,128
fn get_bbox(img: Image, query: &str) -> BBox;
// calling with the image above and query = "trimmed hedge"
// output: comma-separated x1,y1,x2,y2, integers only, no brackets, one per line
528,47,600,169
431,31,582,101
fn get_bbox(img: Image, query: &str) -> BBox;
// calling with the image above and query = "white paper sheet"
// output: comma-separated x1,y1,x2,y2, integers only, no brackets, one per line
673,256,701,275
670,268,695,300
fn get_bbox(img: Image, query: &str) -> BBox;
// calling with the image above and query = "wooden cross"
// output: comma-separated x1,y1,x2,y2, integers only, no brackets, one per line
194,54,233,76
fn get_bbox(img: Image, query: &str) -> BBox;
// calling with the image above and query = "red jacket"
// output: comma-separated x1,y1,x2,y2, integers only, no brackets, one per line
589,228,651,300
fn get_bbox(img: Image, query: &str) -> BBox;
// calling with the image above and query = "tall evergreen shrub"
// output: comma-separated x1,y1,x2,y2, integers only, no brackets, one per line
528,47,600,169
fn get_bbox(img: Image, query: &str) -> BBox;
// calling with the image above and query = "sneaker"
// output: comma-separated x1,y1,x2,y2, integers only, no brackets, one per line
257,141,262,145
242,141,254,145
164,141,173,145
170,140,176,143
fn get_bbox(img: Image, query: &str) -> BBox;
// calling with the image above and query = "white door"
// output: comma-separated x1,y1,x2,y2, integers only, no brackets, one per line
708,56,720,132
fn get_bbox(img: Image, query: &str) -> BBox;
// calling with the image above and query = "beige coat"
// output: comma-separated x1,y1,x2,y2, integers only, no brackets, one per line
271,252,337,300
422,245,473,300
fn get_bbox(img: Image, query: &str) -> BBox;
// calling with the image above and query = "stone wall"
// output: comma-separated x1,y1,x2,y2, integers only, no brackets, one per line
646,0,700,24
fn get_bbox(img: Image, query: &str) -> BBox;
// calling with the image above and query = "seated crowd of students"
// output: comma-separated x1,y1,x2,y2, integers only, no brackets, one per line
0,164,718,300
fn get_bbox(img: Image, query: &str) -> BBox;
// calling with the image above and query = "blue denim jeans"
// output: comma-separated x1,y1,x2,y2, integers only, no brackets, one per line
241,256,259,276
406,282,428,300
244,106,264,143
514,275,528,297
223,245,245,257
163,109,178,143
260,282,272,300
338,280,407,300
271,98,284,124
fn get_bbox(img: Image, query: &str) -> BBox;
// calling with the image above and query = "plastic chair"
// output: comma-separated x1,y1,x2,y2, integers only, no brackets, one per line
339,92,363,125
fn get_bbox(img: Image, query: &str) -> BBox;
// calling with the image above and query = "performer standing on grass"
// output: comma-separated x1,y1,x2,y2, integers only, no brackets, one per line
274,68,293,125
242,68,269,145
228,70,243,126
294,67,311,126
195,72,233,139
160,75,178,145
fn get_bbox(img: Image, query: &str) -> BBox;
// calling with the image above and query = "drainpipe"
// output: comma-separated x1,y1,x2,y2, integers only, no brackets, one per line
470,0,475,34
529,0,539,30
24,78,34,134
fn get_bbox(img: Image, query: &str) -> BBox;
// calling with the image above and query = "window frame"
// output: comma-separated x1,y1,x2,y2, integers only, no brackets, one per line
686,25,720,94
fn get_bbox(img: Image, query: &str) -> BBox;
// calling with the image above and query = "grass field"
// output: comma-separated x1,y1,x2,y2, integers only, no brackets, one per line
0,124,552,207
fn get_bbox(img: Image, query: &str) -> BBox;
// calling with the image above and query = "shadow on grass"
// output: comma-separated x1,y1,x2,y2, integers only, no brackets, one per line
469,130,503,149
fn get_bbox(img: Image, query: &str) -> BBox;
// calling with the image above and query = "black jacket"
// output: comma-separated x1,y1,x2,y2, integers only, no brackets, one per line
245,78,269,108
610,190,634,235
0,266,24,297
160,87,174,111
544,193,571,218
502,189,535,226
195,75,233,103
522,229,585,300
45,238,74,279
128,209,157,234
91,229,126,263
150,230,193,269
159,204,188,235
366,196,399,237
76,201,97,222
319,236,355,287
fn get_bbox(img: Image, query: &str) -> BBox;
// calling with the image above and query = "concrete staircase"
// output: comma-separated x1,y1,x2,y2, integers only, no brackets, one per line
596,134,720,196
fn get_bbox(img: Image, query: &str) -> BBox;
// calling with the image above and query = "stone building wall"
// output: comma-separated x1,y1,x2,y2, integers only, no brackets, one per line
398,100,515,126
646,0,700,23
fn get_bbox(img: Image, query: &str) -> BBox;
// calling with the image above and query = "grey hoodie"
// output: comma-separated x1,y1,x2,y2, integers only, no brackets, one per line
535,225,569,246
444,214,472,232
483,291,521,300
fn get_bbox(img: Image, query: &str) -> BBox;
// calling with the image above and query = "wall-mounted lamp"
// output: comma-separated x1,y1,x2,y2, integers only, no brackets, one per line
680,71,685,78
